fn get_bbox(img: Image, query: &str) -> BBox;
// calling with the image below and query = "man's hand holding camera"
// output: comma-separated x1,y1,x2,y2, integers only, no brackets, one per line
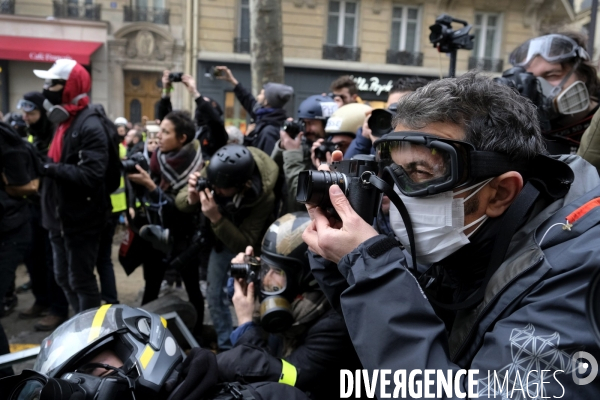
231,246,257,326
187,172,222,224
280,129,303,151
302,151,378,264
215,66,239,87
127,165,157,192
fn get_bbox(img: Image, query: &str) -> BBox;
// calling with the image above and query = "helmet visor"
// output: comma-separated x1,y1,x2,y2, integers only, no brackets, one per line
375,133,469,196
17,99,38,112
509,34,590,67
34,307,120,375
260,262,288,295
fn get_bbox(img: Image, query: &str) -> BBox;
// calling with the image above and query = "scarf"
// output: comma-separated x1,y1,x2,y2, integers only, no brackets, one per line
281,291,331,357
150,140,203,191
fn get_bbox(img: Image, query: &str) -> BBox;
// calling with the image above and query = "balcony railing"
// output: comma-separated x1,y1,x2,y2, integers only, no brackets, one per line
234,37,250,54
0,0,15,14
53,1,101,21
386,50,423,67
322,44,361,62
468,57,504,73
123,6,170,24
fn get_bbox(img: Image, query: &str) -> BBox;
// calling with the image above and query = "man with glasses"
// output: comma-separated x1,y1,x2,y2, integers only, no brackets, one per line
508,33,600,163
303,73,600,398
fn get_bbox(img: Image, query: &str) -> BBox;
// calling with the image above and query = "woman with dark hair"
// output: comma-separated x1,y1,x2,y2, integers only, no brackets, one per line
127,110,206,337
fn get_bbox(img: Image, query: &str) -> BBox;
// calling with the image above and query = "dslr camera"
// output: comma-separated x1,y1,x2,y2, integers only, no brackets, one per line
313,141,338,162
122,152,150,174
195,177,213,192
296,154,381,223
230,255,261,288
368,107,396,138
168,72,184,82
282,119,305,140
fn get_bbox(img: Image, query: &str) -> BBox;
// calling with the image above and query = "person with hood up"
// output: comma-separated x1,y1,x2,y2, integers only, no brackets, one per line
34,59,112,314
215,66,294,156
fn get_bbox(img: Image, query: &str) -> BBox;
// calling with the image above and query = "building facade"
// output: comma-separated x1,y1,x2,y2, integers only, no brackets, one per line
0,0,576,126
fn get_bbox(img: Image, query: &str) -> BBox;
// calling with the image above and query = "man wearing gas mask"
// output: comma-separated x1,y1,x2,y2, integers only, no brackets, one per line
33,59,113,315
500,33,600,160
177,144,279,352
303,73,600,398
0,304,311,400
217,212,362,400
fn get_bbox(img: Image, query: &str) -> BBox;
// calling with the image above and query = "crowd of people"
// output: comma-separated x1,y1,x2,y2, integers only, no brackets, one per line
0,31,600,399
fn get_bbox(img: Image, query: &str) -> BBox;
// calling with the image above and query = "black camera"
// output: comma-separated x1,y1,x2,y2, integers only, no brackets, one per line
0,369,133,400
429,14,474,53
195,177,213,192
230,255,261,287
296,154,381,223
168,72,184,82
313,141,339,162
139,224,172,254
368,109,395,138
493,66,552,132
282,119,305,140
122,153,149,174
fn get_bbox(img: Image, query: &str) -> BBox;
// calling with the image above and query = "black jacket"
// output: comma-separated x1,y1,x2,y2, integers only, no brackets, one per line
44,107,111,233
216,308,362,400
158,95,227,158
234,83,287,156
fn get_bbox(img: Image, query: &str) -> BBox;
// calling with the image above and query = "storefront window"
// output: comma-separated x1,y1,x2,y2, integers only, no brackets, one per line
224,91,248,134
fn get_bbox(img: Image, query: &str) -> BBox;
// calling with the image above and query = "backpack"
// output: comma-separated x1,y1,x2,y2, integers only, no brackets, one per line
68,104,122,194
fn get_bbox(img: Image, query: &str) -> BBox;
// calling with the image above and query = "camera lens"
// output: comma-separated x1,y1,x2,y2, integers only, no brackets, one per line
296,170,346,208
230,264,250,279
12,379,44,400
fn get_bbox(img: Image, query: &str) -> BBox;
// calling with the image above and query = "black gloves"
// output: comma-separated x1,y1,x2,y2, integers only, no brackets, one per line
166,347,219,400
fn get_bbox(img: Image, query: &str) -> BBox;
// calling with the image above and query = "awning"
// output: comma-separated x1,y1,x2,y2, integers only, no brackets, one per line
0,36,103,65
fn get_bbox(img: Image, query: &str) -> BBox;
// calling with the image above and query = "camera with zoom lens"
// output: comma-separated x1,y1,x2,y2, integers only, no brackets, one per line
230,255,261,287
296,154,381,223
168,72,184,82
0,369,133,400
122,153,150,174
195,177,213,193
313,141,339,162
282,119,305,140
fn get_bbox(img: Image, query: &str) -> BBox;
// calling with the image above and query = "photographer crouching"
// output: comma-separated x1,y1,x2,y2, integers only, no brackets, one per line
125,110,206,338
176,144,279,352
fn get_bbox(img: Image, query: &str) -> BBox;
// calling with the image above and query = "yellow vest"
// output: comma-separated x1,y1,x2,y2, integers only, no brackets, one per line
110,176,127,213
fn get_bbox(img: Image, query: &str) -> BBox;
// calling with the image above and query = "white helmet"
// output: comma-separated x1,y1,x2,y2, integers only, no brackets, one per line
114,117,128,126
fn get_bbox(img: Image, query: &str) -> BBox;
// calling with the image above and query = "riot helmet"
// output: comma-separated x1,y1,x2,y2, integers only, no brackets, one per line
297,95,338,121
206,144,256,189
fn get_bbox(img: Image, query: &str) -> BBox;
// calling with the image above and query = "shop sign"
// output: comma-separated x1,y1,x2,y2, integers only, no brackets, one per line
29,52,73,63
352,76,394,96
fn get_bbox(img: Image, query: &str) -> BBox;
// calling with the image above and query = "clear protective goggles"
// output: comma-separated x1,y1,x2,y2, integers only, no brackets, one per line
374,132,521,197
260,262,288,296
17,99,38,112
509,34,590,67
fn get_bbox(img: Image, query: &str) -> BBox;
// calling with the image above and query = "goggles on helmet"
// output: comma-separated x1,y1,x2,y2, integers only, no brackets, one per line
374,132,523,197
509,34,590,67
17,99,38,112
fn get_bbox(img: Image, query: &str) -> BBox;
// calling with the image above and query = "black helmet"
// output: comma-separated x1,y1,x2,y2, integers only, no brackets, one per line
297,95,338,120
33,304,184,397
206,144,256,188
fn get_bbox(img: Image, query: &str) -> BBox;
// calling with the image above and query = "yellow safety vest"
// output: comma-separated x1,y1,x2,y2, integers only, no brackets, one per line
110,176,127,213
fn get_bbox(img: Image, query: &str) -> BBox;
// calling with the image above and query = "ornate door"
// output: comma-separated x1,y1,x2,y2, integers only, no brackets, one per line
124,71,163,123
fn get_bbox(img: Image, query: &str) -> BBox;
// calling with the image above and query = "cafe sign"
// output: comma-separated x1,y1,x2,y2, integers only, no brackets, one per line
352,76,394,96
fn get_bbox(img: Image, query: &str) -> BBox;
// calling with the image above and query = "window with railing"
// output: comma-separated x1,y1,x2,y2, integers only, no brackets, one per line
0,0,15,14
387,5,423,66
323,1,360,61
234,0,250,53
470,12,504,72
124,0,169,24
53,0,101,21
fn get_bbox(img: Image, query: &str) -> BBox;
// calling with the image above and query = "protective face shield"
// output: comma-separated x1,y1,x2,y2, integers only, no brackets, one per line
258,258,295,333
31,304,184,398
509,34,590,67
